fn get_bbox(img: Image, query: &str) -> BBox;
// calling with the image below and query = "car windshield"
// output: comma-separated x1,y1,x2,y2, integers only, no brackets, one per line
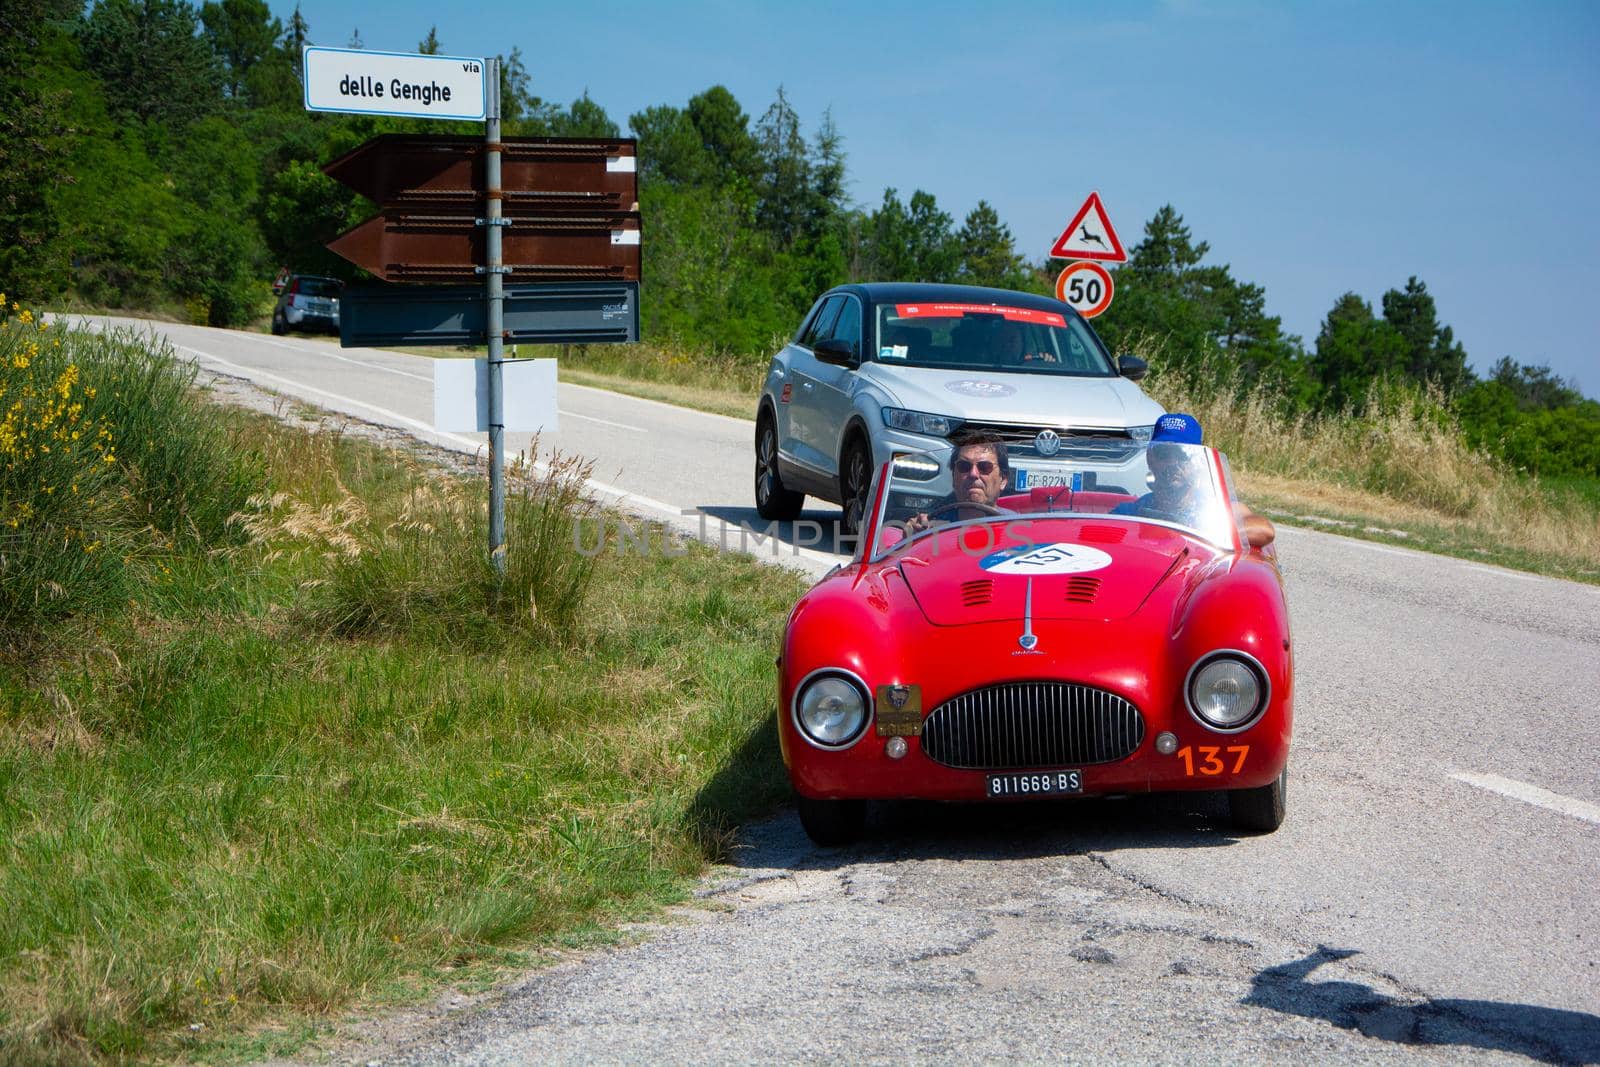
873,302,1114,376
865,440,1239,560
296,278,341,297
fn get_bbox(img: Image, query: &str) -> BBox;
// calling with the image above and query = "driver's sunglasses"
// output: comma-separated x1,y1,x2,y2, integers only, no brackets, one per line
955,459,997,475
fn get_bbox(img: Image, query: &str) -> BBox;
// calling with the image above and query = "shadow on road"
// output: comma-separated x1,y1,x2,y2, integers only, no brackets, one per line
1244,946,1600,1065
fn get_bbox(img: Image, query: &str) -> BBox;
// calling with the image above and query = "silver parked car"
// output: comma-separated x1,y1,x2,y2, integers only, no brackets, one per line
755,282,1164,532
270,274,343,335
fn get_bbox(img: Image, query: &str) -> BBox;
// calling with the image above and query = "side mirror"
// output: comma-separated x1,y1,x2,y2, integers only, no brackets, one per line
814,337,859,368
1116,355,1148,381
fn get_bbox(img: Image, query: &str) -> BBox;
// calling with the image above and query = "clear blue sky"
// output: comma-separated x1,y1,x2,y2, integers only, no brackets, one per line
281,0,1600,397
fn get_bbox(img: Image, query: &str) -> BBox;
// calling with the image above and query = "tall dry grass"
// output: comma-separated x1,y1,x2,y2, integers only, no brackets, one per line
233,434,600,647
1140,346,1600,574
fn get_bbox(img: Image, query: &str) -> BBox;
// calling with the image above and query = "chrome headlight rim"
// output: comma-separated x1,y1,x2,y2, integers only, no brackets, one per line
1184,650,1270,734
790,666,872,751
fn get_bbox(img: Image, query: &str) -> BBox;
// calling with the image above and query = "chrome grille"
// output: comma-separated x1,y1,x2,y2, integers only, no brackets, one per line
921,682,1144,770
956,422,1141,464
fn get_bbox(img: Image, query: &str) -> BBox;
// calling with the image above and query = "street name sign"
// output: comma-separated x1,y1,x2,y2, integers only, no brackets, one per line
1049,191,1127,263
303,47,487,121
339,281,639,348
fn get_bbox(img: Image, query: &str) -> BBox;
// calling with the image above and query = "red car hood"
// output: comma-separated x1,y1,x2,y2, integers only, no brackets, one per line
896,519,1205,624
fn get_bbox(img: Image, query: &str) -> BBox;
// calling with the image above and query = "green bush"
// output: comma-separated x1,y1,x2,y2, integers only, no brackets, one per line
0,306,263,643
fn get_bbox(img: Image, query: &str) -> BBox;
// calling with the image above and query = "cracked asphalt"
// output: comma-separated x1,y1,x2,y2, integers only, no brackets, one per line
330,804,1595,1065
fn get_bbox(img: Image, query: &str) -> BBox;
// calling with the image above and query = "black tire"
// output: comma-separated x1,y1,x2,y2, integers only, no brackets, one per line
839,435,873,537
797,795,865,846
755,413,804,521
1228,768,1287,833
271,313,287,336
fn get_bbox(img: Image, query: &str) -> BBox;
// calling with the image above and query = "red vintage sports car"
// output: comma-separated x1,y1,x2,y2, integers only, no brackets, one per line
777,439,1291,845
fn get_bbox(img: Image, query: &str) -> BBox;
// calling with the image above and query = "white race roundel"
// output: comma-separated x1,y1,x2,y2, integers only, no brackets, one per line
979,542,1113,575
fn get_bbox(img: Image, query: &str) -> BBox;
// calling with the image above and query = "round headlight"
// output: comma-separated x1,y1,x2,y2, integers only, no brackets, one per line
795,672,869,748
1187,654,1267,731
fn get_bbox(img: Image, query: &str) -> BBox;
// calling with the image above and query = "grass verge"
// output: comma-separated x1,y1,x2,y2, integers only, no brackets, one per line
1148,361,1600,583
1,323,806,1063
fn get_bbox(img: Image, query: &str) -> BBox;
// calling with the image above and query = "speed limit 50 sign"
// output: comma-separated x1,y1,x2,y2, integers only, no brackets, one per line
1055,261,1114,318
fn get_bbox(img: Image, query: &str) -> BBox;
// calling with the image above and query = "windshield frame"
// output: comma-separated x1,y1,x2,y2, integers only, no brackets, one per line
864,442,1242,564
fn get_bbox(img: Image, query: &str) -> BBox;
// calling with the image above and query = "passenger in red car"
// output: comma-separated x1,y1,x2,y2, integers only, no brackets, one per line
1111,441,1206,524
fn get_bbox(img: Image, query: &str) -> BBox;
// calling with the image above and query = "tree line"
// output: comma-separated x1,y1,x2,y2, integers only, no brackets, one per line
2,0,1594,479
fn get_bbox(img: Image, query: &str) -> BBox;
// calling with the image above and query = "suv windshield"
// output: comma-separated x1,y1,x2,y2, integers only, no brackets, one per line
295,277,341,298
867,441,1239,560
874,301,1113,376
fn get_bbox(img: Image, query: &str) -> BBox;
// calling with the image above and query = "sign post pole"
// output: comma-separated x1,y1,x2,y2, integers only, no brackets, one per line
483,59,506,573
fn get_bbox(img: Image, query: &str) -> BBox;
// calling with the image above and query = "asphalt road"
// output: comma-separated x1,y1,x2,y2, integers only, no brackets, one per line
65,317,1600,1064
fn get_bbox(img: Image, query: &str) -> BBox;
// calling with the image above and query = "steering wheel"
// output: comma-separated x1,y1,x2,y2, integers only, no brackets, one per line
923,500,1007,522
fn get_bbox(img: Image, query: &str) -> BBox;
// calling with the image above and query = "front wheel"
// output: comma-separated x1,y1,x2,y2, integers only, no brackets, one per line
839,437,873,537
1228,768,1287,833
755,415,804,520
797,795,865,846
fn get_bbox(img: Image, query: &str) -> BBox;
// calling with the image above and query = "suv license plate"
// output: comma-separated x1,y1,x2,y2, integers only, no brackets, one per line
986,770,1082,798
1014,468,1070,490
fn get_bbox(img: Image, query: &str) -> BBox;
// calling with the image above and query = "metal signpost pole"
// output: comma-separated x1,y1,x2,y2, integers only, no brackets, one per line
483,58,507,572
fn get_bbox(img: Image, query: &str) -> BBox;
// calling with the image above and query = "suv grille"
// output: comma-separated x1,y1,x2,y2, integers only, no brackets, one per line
956,421,1141,464
921,682,1144,770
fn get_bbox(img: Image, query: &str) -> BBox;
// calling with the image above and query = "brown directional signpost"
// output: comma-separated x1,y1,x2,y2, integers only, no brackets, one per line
322,134,642,284
305,46,643,571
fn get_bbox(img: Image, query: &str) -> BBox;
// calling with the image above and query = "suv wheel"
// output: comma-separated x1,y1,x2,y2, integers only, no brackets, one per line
755,413,804,521
271,313,287,336
839,435,873,536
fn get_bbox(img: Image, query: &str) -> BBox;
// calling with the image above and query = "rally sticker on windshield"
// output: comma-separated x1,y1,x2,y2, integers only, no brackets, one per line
944,379,1015,398
880,345,908,360
895,303,1067,327
979,542,1112,575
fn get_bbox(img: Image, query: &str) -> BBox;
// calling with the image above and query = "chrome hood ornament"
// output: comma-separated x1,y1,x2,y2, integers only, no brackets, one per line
1016,578,1041,654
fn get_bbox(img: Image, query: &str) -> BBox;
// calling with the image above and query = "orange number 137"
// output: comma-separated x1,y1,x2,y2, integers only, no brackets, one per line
1176,745,1249,776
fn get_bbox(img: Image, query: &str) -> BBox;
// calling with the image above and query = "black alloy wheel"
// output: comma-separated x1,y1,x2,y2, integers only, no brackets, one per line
755,414,804,521
839,436,873,537
271,313,286,336
1228,768,1287,833
797,795,866,846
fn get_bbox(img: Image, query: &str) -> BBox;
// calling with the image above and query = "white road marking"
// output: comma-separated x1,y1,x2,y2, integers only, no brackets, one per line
559,410,645,432
562,379,756,427
1346,541,1413,557
1449,771,1600,826
1459,564,1542,583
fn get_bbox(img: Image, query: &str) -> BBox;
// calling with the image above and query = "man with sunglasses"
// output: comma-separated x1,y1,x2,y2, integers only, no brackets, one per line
905,432,1013,532
1112,413,1276,546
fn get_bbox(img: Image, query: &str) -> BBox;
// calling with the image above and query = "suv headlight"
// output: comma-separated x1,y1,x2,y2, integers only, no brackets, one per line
1185,652,1269,732
882,408,963,437
1130,425,1154,443
793,670,870,748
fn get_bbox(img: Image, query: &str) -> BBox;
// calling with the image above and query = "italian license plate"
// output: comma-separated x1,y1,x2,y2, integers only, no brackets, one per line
1013,468,1070,490
986,770,1082,798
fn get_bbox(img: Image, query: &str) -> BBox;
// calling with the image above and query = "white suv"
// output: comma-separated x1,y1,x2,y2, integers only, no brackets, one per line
755,282,1164,532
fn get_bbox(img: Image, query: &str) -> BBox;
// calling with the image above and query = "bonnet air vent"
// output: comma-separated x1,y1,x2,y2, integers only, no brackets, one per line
960,579,993,607
1077,524,1127,544
1065,577,1101,604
